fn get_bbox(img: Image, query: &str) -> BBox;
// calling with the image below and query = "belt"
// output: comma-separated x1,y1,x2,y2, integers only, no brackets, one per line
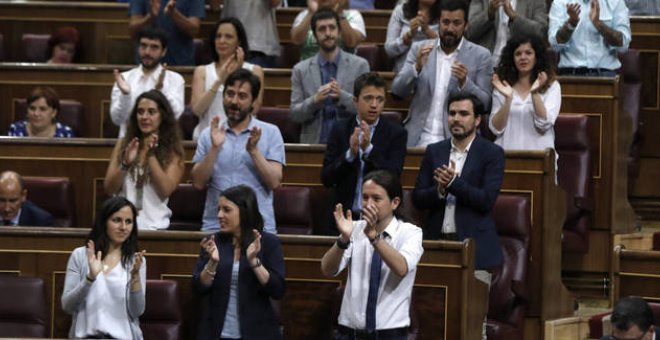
337,325,408,339
558,67,617,76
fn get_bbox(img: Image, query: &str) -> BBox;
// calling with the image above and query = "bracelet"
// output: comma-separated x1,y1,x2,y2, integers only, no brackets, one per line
370,232,381,246
565,21,576,31
120,161,130,172
336,236,351,250
86,275,95,283
250,258,262,269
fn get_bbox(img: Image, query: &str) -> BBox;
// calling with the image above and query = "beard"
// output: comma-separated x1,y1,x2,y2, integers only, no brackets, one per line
440,32,460,50
224,103,251,126
319,37,338,53
140,56,159,70
450,123,476,140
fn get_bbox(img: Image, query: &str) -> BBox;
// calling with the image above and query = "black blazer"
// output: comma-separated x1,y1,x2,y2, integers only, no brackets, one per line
599,328,660,339
321,116,407,233
192,232,286,340
17,200,54,227
412,136,504,269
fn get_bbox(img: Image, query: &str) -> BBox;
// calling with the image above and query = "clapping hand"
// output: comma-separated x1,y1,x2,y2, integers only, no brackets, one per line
246,230,262,264
566,3,581,26
113,69,131,95
361,202,379,240
123,137,140,166
416,43,434,72
155,63,168,91
150,0,160,17
589,0,600,26
451,61,468,87
492,74,513,98
145,133,159,150
86,240,103,281
164,0,176,16
359,120,370,151
210,116,226,149
333,204,354,240
530,71,548,93
246,126,262,154
434,160,456,193
130,250,146,277
200,235,219,263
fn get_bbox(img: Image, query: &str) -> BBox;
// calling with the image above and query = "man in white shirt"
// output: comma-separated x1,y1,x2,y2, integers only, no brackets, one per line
391,0,493,147
321,170,424,339
110,27,184,137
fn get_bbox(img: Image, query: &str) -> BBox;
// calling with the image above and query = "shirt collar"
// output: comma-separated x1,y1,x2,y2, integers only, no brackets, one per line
138,63,163,80
355,115,380,130
10,208,21,225
223,115,257,134
318,50,341,67
451,134,476,153
381,216,401,238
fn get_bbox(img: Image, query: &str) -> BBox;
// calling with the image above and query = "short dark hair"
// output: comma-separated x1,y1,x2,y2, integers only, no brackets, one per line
88,197,139,269
363,170,403,218
353,72,387,98
208,17,250,61
27,86,60,123
47,26,81,62
220,185,264,250
440,0,470,22
447,93,485,117
137,27,169,50
311,7,341,38
223,68,261,101
611,297,655,333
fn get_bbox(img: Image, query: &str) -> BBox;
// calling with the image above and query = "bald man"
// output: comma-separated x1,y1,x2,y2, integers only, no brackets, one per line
0,171,53,227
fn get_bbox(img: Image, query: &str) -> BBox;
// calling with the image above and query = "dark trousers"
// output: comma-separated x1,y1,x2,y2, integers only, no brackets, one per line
247,51,278,69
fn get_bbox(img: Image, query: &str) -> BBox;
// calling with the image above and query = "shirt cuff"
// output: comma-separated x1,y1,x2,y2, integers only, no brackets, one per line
362,143,373,157
345,149,356,162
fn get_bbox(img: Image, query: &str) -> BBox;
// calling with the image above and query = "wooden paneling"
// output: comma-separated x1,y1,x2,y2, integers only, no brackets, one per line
0,227,488,340
611,246,660,306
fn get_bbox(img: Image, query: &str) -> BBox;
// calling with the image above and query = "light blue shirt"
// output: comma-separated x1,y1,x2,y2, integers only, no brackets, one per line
220,261,241,338
345,117,378,212
192,117,285,233
548,0,631,70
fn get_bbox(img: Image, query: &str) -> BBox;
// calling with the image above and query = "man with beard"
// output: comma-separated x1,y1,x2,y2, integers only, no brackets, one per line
412,93,503,339
291,7,370,144
110,27,184,137
392,0,493,147
191,69,285,233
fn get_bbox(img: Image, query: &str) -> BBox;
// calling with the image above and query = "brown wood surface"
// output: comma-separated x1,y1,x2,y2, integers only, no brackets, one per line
0,138,575,339
0,227,488,340
611,246,660,306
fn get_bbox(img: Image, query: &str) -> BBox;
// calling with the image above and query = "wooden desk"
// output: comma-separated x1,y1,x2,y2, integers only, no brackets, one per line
0,138,574,339
0,227,488,340
611,246,660,306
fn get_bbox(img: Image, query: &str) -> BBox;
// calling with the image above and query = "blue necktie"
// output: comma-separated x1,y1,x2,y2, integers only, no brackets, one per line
365,248,382,333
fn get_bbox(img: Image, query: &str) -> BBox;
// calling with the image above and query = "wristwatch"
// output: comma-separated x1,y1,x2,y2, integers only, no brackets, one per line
369,232,382,246
336,236,351,250
565,20,576,31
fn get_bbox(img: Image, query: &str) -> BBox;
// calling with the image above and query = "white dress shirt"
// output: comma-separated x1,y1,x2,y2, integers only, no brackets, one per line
492,0,518,67
336,217,424,330
442,135,476,234
417,39,463,147
110,64,185,137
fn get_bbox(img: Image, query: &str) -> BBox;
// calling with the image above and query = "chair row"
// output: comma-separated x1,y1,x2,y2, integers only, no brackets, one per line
0,276,182,340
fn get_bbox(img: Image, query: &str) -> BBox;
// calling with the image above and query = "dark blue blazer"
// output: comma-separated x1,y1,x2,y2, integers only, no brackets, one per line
321,116,407,234
412,136,504,269
192,232,286,340
18,200,54,227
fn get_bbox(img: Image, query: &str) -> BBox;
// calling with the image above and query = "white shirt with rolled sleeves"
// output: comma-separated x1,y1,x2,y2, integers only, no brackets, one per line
335,217,424,331
110,64,185,137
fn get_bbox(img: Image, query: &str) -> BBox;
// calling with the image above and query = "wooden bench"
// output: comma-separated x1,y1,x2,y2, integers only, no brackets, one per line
0,227,488,339
611,246,660,305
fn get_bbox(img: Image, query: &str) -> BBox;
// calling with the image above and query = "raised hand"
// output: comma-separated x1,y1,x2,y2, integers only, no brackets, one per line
415,43,434,72
314,82,334,103
451,61,469,87
502,0,516,19
200,235,219,263
145,133,159,150
433,160,456,192
113,69,131,95
489,0,503,17
150,0,161,17
246,126,262,154
566,3,581,26
492,74,513,98
210,116,226,149
589,0,600,26
123,137,140,166
361,202,379,237
130,250,146,277
86,240,103,281
246,229,262,264
155,63,168,91
333,203,354,239
307,0,318,13
164,0,176,16
531,71,548,93
349,127,360,156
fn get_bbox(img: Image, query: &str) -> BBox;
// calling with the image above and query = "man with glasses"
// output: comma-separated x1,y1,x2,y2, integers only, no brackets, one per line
321,72,407,235
604,296,658,340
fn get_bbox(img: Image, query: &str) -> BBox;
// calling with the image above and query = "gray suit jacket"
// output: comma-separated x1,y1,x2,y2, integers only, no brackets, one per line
391,38,493,146
467,0,548,52
290,51,370,144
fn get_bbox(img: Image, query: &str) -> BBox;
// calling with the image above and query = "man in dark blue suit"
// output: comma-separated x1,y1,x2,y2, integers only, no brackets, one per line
601,296,659,340
412,93,504,270
0,171,54,227
321,72,407,235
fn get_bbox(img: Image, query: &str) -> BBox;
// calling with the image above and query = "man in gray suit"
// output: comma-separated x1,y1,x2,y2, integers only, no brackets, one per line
290,7,370,144
391,0,493,147
467,0,548,67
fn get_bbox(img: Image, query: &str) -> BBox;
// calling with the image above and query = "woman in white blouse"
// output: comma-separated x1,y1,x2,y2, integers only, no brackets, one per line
61,197,146,339
385,0,441,73
490,34,561,151
190,18,265,140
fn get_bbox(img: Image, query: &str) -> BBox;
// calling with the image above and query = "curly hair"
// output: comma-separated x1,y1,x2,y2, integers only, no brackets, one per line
121,90,184,175
403,0,441,23
496,34,556,94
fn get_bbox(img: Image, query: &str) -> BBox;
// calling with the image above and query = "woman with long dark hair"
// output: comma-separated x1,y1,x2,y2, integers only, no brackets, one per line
385,0,441,72
490,34,561,151
192,185,285,340
104,89,184,230
190,18,265,140
62,197,146,339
